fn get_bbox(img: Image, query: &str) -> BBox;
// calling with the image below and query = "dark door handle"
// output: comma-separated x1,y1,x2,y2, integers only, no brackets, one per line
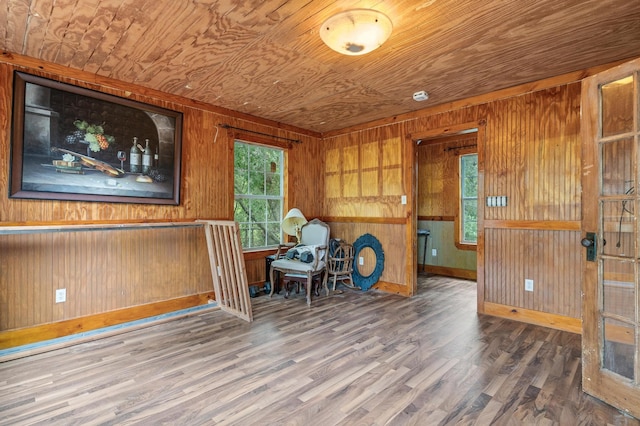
582,232,596,262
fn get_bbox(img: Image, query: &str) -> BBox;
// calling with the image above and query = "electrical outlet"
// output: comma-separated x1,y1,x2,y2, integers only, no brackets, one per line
401,195,407,205
55,288,66,303
359,256,364,266
524,279,534,292
432,248,437,257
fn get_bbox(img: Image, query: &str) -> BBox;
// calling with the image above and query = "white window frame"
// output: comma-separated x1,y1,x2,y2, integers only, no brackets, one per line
459,153,478,246
234,141,284,250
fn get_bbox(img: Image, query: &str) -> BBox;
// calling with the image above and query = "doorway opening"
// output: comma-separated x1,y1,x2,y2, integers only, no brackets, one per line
410,121,485,313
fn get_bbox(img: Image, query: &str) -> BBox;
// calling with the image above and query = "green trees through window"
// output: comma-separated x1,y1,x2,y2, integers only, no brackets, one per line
234,141,284,249
460,154,478,244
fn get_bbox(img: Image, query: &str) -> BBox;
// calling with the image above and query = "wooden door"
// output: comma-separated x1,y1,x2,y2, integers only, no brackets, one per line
582,57,640,418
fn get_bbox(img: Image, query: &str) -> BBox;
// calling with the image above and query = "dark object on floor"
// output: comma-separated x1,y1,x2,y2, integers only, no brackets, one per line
249,282,271,298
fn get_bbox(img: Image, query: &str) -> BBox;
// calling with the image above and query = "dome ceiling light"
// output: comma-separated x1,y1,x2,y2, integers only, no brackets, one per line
319,9,393,56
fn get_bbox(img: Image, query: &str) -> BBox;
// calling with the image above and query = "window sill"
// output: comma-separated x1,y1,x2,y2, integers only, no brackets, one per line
242,248,279,260
454,242,477,252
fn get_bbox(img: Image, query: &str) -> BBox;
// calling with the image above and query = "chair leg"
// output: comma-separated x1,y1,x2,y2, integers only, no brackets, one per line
269,267,276,298
323,270,329,297
306,274,312,306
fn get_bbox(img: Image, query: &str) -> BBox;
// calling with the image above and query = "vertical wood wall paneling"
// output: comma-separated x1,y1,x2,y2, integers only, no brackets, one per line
244,256,267,288
0,58,320,338
324,126,406,218
287,132,325,219
482,84,581,319
0,51,591,339
484,228,582,318
417,133,478,217
322,124,410,293
405,84,582,320
327,222,406,292
0,227,212,331
484,85,582,222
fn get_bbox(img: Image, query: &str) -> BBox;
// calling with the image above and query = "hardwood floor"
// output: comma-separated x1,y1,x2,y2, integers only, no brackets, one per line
0,275,638,425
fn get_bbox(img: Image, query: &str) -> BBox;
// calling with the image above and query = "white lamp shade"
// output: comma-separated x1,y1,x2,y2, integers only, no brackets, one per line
282,208,307,240
320,9,393,56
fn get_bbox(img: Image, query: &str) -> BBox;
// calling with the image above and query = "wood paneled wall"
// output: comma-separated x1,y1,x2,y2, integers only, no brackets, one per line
322,125,411,294
0,226,210,330
484,228,582,318
481,84,582,321
324,126,406,218
327,222,407,291
0,56,322,339
0,52,593,344
329,81,584,322
417,133,477,218
483,85,582,222
413,84,582,320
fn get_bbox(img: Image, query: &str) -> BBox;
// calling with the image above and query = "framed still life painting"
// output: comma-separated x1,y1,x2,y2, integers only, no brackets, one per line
9,71,183,205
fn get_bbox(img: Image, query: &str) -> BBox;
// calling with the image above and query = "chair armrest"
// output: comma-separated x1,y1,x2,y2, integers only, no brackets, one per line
275,242,296,257
311,244,328,269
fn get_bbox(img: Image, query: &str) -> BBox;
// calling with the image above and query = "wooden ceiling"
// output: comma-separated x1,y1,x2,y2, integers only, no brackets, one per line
3,0,640,134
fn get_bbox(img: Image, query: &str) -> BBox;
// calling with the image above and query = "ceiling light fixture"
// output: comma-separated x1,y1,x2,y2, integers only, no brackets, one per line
319,9,393,56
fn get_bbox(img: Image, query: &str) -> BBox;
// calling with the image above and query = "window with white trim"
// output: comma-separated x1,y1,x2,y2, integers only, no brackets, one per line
460,153,478,244
234,141,284,249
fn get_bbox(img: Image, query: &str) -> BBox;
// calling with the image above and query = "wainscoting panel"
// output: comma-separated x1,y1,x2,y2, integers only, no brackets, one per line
484,227,582,318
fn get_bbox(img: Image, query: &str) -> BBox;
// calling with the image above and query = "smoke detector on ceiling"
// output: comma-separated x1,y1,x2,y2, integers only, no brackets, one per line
413,90,429,101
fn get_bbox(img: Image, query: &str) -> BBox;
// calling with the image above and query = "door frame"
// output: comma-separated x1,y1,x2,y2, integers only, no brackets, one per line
408,120,486,313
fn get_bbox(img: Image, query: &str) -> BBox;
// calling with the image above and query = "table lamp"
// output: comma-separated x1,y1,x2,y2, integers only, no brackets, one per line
282,208,307,243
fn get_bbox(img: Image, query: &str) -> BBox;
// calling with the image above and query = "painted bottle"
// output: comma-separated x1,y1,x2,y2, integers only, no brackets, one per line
130,137,141,173
142,138,153,174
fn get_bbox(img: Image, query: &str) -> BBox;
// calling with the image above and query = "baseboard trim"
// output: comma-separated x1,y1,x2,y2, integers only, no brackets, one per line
422,265,477,280
483,302,582,334
0,292,216,352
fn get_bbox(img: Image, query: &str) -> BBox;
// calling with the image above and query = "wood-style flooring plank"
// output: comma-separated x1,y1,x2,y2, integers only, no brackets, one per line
0,275,638,425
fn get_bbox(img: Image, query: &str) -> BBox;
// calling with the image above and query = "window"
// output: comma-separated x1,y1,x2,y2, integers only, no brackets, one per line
459,153,478,244
234,141,284,249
